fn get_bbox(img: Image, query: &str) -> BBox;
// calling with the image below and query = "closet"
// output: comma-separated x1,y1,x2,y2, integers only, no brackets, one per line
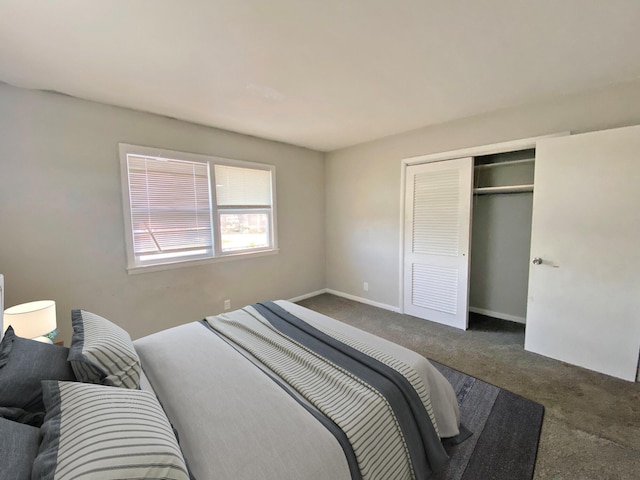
402,125,640,381
469,149,535,325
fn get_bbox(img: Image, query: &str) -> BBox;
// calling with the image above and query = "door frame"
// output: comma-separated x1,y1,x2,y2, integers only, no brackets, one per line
398,132,569,315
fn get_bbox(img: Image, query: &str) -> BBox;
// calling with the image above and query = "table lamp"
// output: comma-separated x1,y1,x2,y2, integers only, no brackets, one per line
4,300,57,343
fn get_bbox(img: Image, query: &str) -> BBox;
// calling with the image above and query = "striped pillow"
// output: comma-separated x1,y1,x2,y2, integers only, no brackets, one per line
68,309,141,388
32,381,191,480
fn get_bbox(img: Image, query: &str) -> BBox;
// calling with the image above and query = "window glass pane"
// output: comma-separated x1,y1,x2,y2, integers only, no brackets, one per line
215,165,271,206
127,155,213,264
220,213,270,252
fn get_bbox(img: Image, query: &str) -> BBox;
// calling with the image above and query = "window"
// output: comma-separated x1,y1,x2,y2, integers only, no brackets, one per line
120,144,277,272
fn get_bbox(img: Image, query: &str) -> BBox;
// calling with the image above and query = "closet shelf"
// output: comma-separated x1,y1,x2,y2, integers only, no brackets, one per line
473,184,534,195
474,158,535,170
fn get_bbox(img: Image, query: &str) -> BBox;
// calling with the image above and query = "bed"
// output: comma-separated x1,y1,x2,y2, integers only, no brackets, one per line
0,299,464,480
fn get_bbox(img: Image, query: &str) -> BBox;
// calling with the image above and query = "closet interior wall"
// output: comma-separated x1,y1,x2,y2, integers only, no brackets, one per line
469,149,535,325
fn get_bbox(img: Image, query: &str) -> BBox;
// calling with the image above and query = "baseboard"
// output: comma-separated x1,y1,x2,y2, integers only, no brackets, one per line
288,289,328,303
290,293,524,325
469,307,526,324
325,289,401,313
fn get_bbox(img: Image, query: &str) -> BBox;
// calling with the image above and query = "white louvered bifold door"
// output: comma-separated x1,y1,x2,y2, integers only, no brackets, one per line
403,158,473,329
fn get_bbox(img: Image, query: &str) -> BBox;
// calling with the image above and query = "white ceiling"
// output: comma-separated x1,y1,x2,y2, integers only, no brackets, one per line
1,1,639,152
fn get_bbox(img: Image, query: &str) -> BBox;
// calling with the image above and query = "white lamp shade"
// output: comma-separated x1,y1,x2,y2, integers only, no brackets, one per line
4,300,57,339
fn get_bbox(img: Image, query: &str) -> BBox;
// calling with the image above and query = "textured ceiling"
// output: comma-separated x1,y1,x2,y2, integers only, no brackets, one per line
1,0,639,151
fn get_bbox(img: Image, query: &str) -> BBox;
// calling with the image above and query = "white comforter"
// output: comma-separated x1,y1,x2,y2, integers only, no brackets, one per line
134,301,460,480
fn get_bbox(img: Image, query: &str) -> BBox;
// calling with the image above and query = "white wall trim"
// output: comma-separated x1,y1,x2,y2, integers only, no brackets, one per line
402,132,570,166
326,289,401,313
288,289,328,303
289,289,527,326
469,307,526,324
398,132,570,317
288,288,401,314
398,159,407,314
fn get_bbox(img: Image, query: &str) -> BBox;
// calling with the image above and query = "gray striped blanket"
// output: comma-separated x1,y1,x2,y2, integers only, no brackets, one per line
204,301,449,480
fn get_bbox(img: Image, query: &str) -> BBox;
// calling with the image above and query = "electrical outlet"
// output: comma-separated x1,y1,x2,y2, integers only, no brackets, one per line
364,282,369,291
224,299,231,310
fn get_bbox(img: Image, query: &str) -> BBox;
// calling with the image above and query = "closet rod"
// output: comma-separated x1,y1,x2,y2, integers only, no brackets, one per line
473,184,534,195
474,158,535,170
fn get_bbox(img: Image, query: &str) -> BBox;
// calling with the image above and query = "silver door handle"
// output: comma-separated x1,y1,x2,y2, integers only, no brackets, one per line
532,257,543,265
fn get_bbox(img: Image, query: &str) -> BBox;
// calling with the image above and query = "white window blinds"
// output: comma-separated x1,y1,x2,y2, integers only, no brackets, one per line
215,165,272,207
126,155,213,264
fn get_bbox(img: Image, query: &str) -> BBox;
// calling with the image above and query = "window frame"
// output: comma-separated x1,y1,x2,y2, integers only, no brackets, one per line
119,143,278,274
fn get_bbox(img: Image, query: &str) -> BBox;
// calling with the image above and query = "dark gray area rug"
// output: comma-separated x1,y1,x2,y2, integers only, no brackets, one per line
431,360,544,480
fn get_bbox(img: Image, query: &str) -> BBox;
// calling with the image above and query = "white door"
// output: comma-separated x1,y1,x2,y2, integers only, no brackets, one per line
525,125,640,381
403,158,473,329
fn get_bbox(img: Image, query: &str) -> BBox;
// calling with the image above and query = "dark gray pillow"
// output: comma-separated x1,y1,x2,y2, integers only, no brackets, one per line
0,326,76,416
0,406,44,427
0,417,41,480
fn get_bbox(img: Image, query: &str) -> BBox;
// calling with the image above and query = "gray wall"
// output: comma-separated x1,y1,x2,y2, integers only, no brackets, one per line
325,79,640,310
3,78,640,343
0,83,326,342
469,193,533,322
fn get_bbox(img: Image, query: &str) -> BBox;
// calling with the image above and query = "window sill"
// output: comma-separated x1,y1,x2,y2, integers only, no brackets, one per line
126,248,279,275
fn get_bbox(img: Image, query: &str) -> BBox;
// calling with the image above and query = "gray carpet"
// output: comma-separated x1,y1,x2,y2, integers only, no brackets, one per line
432,360,543,480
